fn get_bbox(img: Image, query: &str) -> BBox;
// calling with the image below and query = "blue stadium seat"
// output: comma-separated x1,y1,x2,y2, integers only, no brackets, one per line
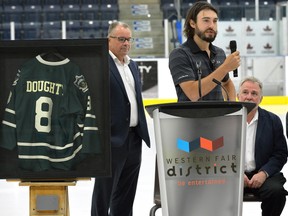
218,0,239,6
0,6,3,24
259,6,275,20
81,20,102,38
23,5,42,22
42,21,62,39
220,8,243,21
182,0,195,3
24,0,43,7
22,21,42,39
66,20,82,39
218,4,243,21
42,4,62,22
2,0,24,6
44,0,62,5
0,23,11,40
161,3,177,20
99,3,119,20
82,0,100,4
239,0,255,6
63,4,81,21
63,0,81,4
160,0,173,8
179,1,220,16
3,5,24,23
81,3,100,20
211,0,220,6
259,0,276,20
101,0,118,4
243,6,255,20
239,0,255,20
181,3,193,18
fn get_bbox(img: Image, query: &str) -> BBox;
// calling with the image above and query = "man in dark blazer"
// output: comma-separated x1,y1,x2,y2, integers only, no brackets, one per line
238,76,288,216
91,21,150,216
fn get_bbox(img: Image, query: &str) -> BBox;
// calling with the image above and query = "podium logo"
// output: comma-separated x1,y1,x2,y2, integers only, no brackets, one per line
177,136,224,153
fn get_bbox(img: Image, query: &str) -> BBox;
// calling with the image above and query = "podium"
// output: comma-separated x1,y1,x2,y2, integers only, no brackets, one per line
146,101,255,216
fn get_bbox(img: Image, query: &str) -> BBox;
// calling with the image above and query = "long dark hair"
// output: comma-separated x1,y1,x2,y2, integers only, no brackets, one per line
183,1,218,38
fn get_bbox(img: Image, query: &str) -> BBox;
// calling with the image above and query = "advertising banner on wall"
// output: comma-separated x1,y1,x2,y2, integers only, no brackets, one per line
135,60,158,98
215,20,278,56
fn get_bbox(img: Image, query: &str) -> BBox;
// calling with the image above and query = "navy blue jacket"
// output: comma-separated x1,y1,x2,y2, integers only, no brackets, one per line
255,107,288,176
109,56,150,147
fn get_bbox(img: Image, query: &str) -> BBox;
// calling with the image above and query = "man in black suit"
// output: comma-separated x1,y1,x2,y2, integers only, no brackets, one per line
238,76,288,216
91,21,150,216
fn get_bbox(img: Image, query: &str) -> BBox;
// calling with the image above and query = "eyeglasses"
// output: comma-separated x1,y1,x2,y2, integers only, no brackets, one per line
109,36,135,43
240,90,260,98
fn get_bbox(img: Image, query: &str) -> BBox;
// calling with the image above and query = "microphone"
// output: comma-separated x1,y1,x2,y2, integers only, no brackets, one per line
212,78,230,101
196,61,202,100
229,40,238,77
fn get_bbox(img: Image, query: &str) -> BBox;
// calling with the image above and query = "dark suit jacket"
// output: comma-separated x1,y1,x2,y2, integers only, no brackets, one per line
254,107,288,177
109,55,150,148
286,112,288,138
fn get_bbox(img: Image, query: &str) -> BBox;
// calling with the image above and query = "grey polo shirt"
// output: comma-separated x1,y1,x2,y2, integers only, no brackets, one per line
169,37,230,101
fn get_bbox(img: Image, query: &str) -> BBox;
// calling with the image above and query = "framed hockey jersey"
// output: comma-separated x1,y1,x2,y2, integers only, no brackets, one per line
0,39,110,180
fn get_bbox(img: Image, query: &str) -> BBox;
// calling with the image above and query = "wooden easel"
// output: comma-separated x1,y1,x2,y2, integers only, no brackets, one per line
19,180,77,216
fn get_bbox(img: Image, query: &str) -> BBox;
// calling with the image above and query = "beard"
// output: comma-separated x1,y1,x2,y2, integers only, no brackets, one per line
195,27,217,43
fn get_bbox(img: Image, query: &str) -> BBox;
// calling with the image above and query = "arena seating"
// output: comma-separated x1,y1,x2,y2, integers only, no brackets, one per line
81,20,102,38
0,0,118,40
160,0,277,21
0,0,281,40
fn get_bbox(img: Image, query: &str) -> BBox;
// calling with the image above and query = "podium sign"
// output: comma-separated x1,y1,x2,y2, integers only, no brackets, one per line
146,102,255,216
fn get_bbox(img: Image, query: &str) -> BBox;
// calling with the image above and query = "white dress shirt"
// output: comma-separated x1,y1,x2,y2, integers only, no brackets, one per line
109,51,138,127
245,110,259,172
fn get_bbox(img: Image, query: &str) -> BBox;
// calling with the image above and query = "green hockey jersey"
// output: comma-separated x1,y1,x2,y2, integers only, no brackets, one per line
0,55,101,171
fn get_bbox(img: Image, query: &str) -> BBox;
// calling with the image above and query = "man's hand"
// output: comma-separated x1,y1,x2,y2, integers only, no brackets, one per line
221,51,241,73
244,174,250,187
246,171,267,189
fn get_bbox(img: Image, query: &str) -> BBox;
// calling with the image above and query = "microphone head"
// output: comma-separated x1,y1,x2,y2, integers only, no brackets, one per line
230,40,237,52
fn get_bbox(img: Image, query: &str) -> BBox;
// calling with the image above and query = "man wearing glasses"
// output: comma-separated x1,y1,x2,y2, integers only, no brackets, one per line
91,21,150,216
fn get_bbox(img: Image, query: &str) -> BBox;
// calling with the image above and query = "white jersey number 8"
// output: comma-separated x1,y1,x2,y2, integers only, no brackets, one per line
35,96,53,133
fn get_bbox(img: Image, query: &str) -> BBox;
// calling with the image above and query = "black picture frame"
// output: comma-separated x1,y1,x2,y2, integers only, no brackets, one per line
0,39,111,180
